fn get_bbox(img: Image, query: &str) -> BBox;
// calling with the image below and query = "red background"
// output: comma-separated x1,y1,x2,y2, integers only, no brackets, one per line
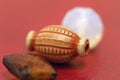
0,0,120,80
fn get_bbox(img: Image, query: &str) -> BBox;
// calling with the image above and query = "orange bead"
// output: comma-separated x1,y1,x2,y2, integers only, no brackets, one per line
26,25,89,63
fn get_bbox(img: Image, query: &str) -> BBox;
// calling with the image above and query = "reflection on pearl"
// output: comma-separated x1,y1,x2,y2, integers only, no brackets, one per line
62,7,104,49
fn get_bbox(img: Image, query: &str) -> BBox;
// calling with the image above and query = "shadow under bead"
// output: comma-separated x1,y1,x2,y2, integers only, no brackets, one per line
3,53,57,80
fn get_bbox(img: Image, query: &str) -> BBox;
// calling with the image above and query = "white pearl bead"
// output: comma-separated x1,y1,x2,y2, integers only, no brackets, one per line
61,7,104,49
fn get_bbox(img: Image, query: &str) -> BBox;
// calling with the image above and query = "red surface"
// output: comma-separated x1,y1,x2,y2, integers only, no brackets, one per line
0,0,120,80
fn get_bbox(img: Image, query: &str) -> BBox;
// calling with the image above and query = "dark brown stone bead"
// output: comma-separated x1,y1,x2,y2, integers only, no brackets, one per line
3,53,57,80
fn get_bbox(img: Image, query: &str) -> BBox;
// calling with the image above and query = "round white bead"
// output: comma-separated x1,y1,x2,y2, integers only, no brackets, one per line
61,7,104,49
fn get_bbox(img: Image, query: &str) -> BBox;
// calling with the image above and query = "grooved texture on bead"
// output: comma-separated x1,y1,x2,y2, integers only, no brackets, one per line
34,25,79,63
26,25,89,63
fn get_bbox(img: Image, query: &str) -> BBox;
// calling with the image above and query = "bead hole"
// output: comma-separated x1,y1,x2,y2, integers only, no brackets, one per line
85,42,89,53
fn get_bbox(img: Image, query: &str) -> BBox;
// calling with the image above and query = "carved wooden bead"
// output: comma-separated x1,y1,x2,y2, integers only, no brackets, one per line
26,25,89,63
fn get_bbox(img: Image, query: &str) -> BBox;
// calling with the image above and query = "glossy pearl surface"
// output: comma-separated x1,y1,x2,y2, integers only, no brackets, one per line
62,7,104,49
